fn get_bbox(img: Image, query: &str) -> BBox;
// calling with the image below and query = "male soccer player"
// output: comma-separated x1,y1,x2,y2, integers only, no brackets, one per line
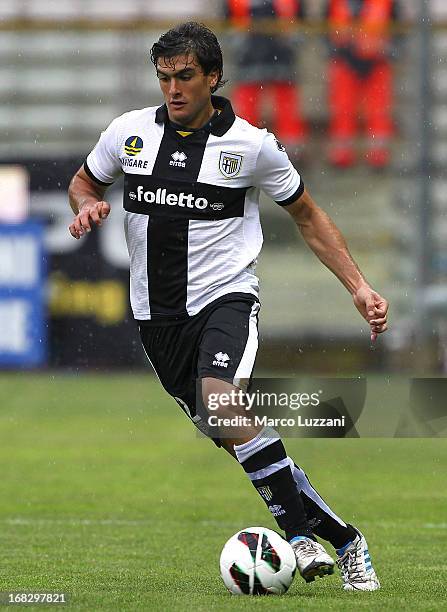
68,22,388,590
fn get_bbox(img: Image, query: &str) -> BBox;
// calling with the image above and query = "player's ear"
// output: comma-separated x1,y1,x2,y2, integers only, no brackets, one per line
208,69,219,91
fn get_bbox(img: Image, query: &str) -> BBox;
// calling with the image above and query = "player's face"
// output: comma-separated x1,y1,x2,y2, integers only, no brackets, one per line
156,54,218,129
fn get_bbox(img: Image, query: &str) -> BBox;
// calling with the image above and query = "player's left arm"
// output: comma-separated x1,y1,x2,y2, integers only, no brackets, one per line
283,188,389,341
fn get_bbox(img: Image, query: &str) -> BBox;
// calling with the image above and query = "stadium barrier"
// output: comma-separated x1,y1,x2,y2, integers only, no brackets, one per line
0,221,47,367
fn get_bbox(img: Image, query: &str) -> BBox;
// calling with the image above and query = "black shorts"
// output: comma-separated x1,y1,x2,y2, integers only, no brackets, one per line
139,294,260,442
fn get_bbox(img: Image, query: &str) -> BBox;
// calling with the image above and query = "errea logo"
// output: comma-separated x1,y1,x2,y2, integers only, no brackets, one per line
213,352,230,368
170,151,187,167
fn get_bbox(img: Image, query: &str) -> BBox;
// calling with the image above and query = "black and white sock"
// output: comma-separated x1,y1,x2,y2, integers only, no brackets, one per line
234,428,313,541
288,459,357,549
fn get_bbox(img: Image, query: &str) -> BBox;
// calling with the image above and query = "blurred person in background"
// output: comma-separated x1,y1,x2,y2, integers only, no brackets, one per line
224,0,308,156
325,0,401,168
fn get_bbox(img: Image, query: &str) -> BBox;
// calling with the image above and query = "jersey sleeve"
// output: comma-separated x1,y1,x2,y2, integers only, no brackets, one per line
85,117,122,185
253,131,304,206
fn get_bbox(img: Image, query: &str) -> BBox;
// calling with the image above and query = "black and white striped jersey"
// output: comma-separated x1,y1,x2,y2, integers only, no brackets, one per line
85,96,304,322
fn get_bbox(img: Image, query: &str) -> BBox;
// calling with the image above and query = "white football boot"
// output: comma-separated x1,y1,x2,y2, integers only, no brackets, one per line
290,536,335,583
336,528,380,591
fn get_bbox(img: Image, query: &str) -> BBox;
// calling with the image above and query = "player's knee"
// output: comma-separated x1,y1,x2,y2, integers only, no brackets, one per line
201,376,245,419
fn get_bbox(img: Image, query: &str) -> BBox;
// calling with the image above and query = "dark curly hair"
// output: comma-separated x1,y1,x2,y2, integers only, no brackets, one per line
150,22,226,93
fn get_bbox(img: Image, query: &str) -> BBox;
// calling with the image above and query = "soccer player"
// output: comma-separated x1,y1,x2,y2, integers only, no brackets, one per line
68,22,388,591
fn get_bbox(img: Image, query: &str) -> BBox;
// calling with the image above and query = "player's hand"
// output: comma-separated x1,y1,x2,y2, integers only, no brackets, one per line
69,201,111,239
352,285,389,343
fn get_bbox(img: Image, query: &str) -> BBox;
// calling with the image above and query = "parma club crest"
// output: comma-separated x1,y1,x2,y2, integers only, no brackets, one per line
219,151,243,178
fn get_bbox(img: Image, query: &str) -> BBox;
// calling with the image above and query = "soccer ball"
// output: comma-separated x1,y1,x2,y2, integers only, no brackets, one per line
220,527,297,595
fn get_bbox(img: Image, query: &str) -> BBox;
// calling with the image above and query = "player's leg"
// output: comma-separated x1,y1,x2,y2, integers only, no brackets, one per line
196,303,363,553
289,460,356,547
289,462,379,589
202,377,334,583
198,300,334,583
202,376,313,540
221,440,355,547
196,299,378,590
218,424,380,589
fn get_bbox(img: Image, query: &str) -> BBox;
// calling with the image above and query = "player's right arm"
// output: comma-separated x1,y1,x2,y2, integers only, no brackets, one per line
68,114,122,239
68,166,111,239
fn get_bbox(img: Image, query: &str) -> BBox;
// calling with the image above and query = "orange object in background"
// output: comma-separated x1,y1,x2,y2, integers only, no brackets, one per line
328,58,393,168
232,81,308,145
225,0,308,149
326,0,398,168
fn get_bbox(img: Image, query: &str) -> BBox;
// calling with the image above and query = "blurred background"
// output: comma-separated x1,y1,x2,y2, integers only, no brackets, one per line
0,0,445,375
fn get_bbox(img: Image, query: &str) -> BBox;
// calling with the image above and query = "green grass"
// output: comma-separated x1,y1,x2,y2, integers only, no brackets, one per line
0,374,446,610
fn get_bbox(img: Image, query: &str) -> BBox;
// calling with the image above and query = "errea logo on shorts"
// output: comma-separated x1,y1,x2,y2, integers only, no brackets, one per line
130,186,208,209
213,352,230,368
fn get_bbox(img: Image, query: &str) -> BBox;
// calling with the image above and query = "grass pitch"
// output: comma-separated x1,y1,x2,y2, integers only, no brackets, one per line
0,373,446,611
